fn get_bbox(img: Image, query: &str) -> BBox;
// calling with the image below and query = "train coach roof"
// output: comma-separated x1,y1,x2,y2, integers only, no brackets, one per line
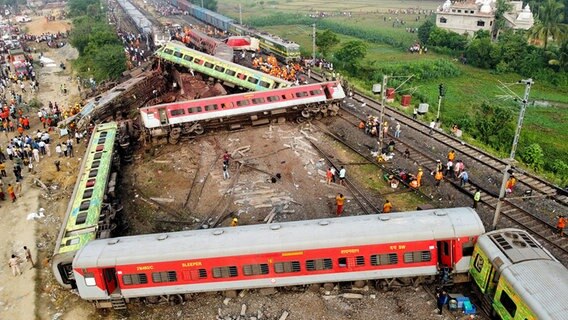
503,260,568,319
74,208,484,268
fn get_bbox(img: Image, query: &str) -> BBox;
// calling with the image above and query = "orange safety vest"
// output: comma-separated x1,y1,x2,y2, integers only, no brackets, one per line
435,171,443,181
558,217,566,229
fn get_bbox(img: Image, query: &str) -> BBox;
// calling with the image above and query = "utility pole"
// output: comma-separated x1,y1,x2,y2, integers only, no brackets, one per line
492,79,533,230
378,75,388,152
312,23,316,63
201,0,204,8
239,3,242,25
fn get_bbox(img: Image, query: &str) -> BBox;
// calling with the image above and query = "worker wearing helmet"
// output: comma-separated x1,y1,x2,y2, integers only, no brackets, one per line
230,217,238,227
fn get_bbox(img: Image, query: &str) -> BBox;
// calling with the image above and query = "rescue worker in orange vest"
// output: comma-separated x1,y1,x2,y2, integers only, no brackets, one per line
556,215,566,237
409,179,418,189
336,193,346,216
447,150,455,162
505,174,517,195
435,170,443,187
416,168,423,187
382,200,392,213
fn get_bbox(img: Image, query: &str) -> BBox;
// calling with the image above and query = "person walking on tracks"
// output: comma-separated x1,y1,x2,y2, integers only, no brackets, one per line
556,215,566,237
382,200,392,213
434,170,443,187
458,170,469,187
416,168,423,187
336,193,346,216
437,290,449,315
338,166,346,186
473,189,481,209
24,246,34,268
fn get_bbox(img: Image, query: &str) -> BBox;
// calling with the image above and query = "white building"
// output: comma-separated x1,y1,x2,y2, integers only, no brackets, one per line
436,0,534,35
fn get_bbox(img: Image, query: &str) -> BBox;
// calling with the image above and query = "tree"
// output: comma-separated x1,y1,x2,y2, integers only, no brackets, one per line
528,0,567,48
316,30,339,58
547,37,568,71
465,37,495,68
334,40,368,73
68,0,100,17
190,0,217,11
473,102,513,149
418,20,435,44
493,0,513,39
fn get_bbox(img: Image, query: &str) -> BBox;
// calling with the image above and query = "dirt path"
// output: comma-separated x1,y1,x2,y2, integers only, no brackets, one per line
0,16,80,320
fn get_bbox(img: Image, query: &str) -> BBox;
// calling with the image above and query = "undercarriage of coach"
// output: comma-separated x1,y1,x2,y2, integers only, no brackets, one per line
146,101,341,144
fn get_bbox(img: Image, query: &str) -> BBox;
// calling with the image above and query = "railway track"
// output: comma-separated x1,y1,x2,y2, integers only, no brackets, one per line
309,71,568,264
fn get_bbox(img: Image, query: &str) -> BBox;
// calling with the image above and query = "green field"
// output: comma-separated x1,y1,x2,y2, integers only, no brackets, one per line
218,0,568,183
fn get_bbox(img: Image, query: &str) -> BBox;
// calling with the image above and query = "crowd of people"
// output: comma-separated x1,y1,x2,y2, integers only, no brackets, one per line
251,55,305,83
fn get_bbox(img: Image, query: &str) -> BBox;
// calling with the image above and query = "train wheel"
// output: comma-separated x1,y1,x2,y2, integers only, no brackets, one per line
169,294,183,305
308,283,321,293
296,116,307,124
168,136,179,144
145,296,160,304
314,112,323,120
193,124,205,135
323,283,335,292
353,280,366,289
301,109,311,118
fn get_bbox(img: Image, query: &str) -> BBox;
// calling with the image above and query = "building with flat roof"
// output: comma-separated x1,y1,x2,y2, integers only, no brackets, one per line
436,0,534,35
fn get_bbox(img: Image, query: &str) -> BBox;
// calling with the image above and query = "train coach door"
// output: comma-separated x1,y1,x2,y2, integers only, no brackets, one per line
437,240,453,268
159,109,168,126
103,268,119,294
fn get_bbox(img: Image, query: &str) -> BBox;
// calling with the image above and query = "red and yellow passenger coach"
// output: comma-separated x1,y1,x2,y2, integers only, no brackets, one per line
72,207,485,309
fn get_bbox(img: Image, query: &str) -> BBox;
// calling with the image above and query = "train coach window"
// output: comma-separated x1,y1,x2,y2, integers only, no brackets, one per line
91,161,100,169
212,266,238,278
237,73,246,80
295,92,309,98
499,291,517,317
164,48,174,55
215,65,225,72
462,240,474,256
89,169,98,178
267,96,280,102
403,251,432,263
356,256,365,266
122,273,148,285
194,58,203,65
170,109,185,116
306,258,333,271
221,103,233,109
370,253,398,266
236,100,250,107
242,264,269,276
76,212,87,225
80,200,91,211
173,51,183,58
204,62,214,69
98,138,106,144
94,152,102,160
225,69,236,77
338,258,347,267
473,254,484,272
183,55,193,62
247,77,259,85
205,104,218,111
82,188,93,199
152,271,178,283
188,107,202,114
252,98,265,104
274,261,301,273
259,81,271,88
84,273,96,287
310,90,323,95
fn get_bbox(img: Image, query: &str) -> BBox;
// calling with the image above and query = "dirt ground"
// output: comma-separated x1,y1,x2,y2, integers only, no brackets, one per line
23,15,71,35
0,15,81,320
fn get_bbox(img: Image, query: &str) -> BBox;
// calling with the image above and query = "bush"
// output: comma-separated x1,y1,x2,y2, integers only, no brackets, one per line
520,143,545,172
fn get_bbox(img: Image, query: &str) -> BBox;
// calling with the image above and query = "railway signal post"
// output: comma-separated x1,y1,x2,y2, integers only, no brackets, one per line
492,79,533,230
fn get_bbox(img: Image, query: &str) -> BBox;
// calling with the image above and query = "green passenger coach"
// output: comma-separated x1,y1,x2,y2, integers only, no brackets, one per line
52,122,120,288
470,228,568,320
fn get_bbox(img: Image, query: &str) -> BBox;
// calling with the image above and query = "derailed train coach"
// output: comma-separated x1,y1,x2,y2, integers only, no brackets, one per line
72,208,485,309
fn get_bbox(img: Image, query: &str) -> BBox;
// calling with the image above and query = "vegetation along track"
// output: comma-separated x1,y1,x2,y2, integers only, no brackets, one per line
310,72,568,264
